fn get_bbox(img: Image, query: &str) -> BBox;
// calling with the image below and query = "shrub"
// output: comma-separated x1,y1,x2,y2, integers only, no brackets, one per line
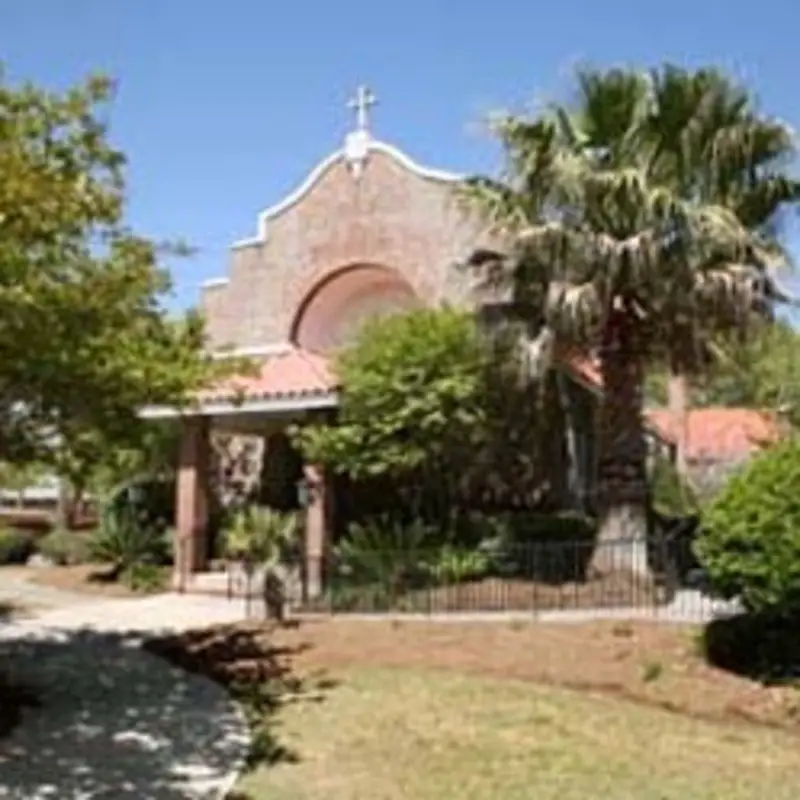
105,477,174,534
475,511,597,582
337,516,433,592
695,439,800,618
428,544,491,584
0,528,36,564
498,511,597,545
221,506,300,566
701,613,800,683
37,528,92,566
90,509,170,574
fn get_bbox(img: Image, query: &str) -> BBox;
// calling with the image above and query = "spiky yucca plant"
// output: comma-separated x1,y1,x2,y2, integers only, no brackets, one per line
465,65,800,570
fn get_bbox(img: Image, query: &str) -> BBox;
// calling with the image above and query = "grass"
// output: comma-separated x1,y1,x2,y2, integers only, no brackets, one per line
145,619,800,800
236,665,800,800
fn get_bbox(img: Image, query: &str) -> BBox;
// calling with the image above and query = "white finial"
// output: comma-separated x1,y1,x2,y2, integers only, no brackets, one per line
348,85,376,132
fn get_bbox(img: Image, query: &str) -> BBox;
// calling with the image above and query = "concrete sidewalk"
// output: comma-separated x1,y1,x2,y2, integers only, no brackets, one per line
0,594,250,800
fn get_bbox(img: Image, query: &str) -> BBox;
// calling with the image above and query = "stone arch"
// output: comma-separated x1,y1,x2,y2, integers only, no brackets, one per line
290,263,421,352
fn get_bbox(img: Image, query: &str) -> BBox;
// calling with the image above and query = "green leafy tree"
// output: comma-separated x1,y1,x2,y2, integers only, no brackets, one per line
295,308,489,519
645,320,800,426
696,438,800,618
465,65,800,569
0,69,238,513
0,460,48,507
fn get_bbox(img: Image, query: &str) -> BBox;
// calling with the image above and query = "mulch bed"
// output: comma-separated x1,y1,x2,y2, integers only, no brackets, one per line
307,571,658,613
25,564,167,598
144,618,800,735
406,572,657,612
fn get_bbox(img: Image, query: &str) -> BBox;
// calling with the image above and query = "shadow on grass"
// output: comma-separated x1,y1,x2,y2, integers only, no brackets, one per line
145,622,336,771
0,620,332,799
702,613,800,685
0,671,41,740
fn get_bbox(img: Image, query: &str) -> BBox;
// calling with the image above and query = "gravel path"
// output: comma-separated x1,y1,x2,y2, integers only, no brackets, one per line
0,594,250,800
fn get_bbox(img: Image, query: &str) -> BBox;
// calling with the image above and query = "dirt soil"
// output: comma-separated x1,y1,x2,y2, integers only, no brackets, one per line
25,564,167,598
405,572,657,612
307,571,659,613
146,618,800,733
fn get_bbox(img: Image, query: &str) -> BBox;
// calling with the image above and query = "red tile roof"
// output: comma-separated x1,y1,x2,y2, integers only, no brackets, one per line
201,347,338,404
558,353,780,459
199,348,778,461
645,407,779,461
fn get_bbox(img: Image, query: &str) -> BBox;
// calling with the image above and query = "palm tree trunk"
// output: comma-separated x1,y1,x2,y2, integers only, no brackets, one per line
668,371,689,474
591,311,650,577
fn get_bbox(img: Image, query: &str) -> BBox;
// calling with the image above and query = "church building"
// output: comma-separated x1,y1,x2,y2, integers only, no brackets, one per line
141,87,686,595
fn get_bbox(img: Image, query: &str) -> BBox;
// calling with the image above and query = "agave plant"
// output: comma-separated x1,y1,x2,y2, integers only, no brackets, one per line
90,506,169,579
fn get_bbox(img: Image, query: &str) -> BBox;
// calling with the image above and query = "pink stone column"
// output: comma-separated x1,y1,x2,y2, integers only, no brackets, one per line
303,463,329,600
174,416,211,589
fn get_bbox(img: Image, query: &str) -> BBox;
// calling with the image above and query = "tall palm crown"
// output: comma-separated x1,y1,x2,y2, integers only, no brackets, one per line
466,65,800,547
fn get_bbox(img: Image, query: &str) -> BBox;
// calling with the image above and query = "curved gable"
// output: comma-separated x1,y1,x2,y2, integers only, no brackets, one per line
233,132,463,247
201,131,487,352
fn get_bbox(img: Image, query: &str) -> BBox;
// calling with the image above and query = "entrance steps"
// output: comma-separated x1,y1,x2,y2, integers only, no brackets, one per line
181,568,265,598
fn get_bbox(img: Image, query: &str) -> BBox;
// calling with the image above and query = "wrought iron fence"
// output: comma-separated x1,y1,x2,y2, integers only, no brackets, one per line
291,533,737,621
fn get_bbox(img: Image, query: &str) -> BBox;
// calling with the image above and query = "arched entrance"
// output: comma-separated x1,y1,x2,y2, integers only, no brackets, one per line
290,264,422,544
290,264,420,352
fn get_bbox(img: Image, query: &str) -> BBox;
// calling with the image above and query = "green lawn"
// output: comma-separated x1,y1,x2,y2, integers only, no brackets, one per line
236,665,800,799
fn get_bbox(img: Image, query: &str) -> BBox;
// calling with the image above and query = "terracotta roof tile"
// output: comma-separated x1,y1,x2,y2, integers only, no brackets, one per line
645,407,779,461
558,353,779,459
200,348,777,461
201,347,338,403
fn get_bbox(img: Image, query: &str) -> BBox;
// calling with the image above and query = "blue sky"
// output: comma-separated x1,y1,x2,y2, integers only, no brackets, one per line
2,0,800,310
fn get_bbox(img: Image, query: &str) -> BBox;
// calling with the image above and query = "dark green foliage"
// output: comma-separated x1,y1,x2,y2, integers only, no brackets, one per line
337,516,434,591
295,309,555,531
428,545,491,584
474,511,597,583
0,528,36,564
497,511,597,545
696,439,800,617
37,528,92,566
105,476,175,534
90,508,170,576
701,613,800,684
324,511,599,611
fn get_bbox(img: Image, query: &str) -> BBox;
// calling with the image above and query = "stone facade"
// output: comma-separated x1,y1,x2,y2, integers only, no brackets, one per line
200,140,491,353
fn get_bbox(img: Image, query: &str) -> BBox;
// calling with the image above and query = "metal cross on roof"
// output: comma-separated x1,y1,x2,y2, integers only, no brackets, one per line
348,85,376,132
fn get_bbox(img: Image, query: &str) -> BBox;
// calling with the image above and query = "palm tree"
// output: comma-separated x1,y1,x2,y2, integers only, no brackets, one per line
465,65,800,572
645,67,800,467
